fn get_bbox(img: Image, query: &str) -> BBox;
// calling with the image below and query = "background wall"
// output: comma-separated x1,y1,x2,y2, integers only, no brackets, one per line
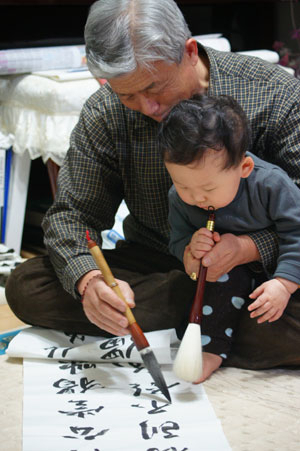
275,1,300,52
0,1,296,53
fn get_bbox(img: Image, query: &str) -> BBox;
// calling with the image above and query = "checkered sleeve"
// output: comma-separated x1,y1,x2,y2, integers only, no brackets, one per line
42,92,124,298
248,229,279,276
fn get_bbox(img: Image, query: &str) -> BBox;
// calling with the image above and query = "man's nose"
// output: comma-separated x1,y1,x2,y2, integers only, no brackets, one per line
138,94,160,116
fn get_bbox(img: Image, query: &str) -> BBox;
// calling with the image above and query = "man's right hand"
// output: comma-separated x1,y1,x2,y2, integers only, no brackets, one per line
78,270,135,336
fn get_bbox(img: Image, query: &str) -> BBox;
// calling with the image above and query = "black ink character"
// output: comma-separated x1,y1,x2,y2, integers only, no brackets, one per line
63,426,109,440
44,346,73,359
129,383,142,397
99,336,135,360
53,377,103,394
147,400,169,415
59,400,104,418
64,333,85,344
147,447,188,451
140,420,180,440
58,361,97,375
146,382,180,396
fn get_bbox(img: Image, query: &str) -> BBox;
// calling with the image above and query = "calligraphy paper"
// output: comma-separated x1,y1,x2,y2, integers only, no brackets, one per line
7,327,175,364
7,328,231,451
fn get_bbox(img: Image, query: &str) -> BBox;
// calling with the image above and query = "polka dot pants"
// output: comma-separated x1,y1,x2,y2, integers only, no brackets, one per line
197,265,259,360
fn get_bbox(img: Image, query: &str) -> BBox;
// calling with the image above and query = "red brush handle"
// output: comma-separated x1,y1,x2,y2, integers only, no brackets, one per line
189,264,207,324
189,208,215,325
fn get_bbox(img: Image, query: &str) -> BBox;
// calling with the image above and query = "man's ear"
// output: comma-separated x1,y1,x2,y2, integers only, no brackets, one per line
96,78,107,86
185,38,199,65
241,156,254,178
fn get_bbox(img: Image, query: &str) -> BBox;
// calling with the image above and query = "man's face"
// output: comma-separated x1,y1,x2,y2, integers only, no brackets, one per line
108,44,205,122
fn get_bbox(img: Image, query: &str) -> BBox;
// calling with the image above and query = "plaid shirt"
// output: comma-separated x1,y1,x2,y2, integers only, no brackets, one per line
43,46,300,298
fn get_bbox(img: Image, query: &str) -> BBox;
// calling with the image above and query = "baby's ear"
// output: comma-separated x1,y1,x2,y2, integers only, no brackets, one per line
241,156,254,178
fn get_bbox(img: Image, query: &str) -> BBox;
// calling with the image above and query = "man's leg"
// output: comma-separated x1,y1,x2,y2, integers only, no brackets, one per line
5,242,196,336
225,272,300,369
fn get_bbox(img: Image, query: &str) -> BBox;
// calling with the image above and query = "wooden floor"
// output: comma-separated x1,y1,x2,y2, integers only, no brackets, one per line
0,304,25,332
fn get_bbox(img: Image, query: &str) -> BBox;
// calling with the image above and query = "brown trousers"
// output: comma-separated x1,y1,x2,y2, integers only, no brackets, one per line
5,242,300,370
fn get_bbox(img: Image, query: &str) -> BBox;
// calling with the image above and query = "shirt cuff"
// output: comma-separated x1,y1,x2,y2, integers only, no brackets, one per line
248,229,279,277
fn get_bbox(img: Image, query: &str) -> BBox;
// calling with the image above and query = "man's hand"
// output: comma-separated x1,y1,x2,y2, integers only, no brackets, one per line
201,233,260,282
248,278,295,323
78,271,135,336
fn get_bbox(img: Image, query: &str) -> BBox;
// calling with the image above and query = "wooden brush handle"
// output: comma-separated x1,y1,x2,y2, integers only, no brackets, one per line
189,263,207,324
189,207,215,325
87,238,150,350
88,243,136,325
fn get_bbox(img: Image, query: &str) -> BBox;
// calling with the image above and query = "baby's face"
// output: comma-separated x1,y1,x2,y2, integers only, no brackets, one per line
165,149,250,210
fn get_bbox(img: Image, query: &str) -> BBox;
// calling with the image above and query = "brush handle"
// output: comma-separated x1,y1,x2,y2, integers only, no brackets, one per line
87,238,149,350
189,263,207,324
189,207,215,325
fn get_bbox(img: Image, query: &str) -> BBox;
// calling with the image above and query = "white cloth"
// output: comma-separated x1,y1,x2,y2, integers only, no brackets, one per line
0,243,23,277
0,74,99,165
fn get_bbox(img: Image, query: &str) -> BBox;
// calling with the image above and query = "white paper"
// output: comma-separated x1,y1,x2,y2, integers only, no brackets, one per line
237,49,280,63
102,200,130,249
0,45,86,75
194,34,231,52
8,328,231,450
32,67,93,82
7,327,177,364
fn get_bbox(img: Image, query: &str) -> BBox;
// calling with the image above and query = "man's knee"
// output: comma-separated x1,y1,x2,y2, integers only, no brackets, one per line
5,255,59,322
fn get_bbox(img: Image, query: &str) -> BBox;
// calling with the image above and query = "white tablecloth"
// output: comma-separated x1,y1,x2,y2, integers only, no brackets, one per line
0,73,99,165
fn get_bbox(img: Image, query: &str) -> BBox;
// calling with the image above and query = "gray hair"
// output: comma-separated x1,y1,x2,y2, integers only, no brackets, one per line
84,0,191,79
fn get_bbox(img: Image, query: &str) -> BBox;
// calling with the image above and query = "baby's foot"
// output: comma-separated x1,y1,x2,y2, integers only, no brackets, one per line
193,352,222,384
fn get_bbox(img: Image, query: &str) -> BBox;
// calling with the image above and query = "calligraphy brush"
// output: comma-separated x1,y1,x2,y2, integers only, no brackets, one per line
85,230,172,403
173,208,216,382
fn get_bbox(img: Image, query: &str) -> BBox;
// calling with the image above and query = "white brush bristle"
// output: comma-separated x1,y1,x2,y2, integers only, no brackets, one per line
173,323,202,383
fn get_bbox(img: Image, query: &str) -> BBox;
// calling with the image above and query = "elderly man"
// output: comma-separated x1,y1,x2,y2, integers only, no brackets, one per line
6,0,300,378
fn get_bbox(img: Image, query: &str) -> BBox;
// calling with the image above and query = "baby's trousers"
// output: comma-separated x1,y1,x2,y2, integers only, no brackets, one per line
5,241,300,369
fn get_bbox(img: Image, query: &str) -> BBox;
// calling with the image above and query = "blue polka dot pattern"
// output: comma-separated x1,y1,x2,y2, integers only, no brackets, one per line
220,353,227,359
231,296,245,309
201,335,211,346
217,273,229,282
225,328,233,337
203,305,213,315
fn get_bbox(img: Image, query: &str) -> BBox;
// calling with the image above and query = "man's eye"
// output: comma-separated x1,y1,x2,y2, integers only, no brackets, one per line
120,94,134,101
147,87,160,94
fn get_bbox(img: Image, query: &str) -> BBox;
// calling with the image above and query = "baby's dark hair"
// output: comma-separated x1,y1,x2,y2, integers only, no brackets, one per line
158,94,251,169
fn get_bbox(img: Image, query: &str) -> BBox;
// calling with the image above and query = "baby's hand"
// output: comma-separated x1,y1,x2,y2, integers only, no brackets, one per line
190,228,220,259
248,278,293,323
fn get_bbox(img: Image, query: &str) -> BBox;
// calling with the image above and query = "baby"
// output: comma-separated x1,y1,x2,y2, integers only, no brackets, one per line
158,94,300,381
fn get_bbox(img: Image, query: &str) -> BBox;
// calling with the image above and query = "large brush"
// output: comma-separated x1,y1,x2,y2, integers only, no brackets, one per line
173,208,215,382
85,230,172,403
